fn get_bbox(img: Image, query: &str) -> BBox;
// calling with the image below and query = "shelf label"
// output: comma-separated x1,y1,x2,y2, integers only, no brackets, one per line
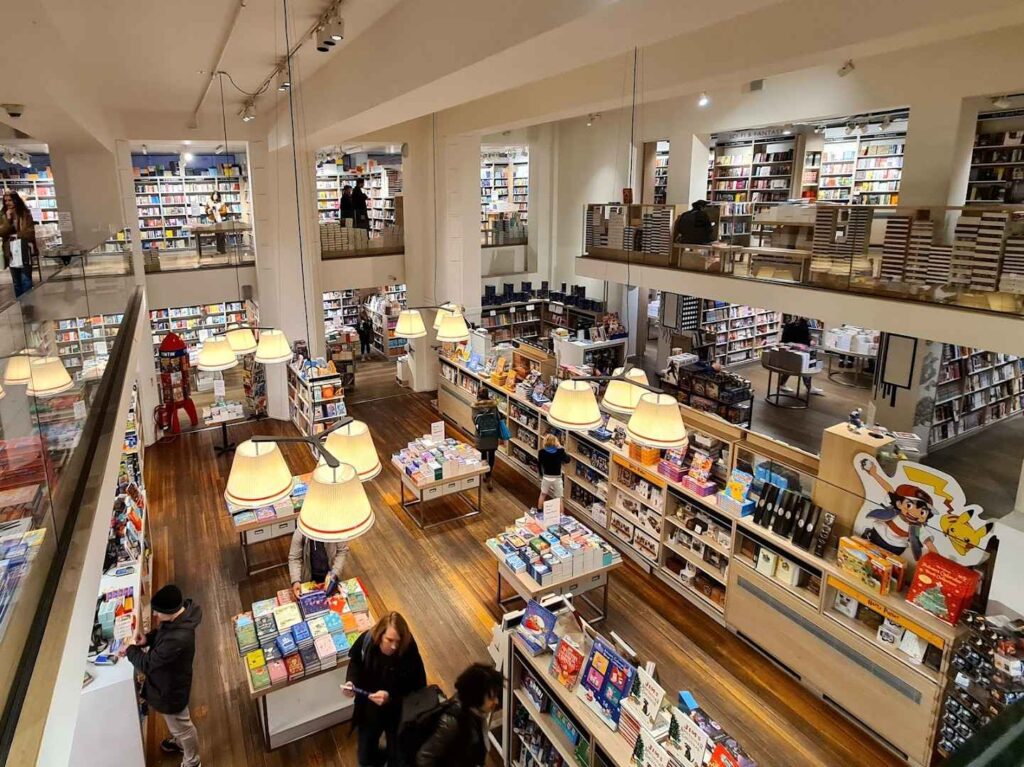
526,304,535,311
542,498,562,527
490,310,496,316
430,421,445,443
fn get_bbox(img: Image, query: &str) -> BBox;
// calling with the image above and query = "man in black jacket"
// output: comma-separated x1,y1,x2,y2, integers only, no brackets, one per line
121,584,203,767
416,663,503,767
672,199,715,245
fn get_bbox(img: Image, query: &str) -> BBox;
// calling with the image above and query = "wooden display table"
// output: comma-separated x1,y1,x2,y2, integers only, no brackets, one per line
193,220,250,257
392,460,487,529
485,541,621,624
226,474,307,575
824,345,876,389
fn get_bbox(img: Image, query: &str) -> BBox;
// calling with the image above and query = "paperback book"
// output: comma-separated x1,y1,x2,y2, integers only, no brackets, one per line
516,600,557,655
575,635,636,729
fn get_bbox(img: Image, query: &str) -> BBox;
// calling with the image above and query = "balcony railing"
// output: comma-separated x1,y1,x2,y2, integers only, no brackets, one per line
581,202,1024,319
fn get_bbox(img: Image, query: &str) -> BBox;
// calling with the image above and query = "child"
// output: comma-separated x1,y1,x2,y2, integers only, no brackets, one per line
537,434,570,508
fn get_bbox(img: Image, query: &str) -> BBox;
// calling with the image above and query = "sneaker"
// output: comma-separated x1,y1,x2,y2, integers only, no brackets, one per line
810,387,825,396
779,386,795,394
161,739,183,754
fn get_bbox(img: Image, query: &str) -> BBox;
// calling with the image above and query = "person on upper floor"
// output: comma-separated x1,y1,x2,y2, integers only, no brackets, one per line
352,178,370,230
672,199,715,245
0,190,35,297
339,184,355,224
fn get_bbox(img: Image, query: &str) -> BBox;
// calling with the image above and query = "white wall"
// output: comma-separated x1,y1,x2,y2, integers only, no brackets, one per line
319,255,406,294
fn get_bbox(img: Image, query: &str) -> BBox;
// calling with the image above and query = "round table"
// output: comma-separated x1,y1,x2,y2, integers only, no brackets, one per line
824,346,876,389
763,364,821,409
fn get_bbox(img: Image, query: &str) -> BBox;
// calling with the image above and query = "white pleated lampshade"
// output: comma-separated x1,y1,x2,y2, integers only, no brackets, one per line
225,326,258,355
435,311,470,343
26,357,74,398
225,440,294,508
627,393,688,449
547,380,602,431
254,329,292,364
299,463,375,543
432,303,456,331
197,337,238,371
394,310,427,339
321,420,381,481
602,367,650,415
3,351,32,385
0,382,6,401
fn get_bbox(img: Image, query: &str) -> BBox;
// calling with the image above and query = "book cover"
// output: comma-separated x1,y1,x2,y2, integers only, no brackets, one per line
299,589,329,618
353,611,373,632
307,616,329,637
323,611,343,634
631,728,671,767
291,621,313,647
575,635,636,729
631,666,665,730
275,633,298,657
341,611,359,633
299,644,320,672
245,648,266,670
273,603,302,633
549,633,587,690
666,708,710,767
276,588,296,605
331,631,350,655
314,633,336,661
267,658,288,685
343,579,368,612
250,664,271,691
252,598,278,618
709,743,740,767
255,614,278,638
284,652,305,680
516,600,557,655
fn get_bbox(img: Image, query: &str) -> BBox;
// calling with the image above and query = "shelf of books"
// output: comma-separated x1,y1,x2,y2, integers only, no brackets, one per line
929,343,1023,449
653,141,669,205
149,301,250,361
365,284,407,358
700,300,782,367
707,137,795,245
966,110,1024,204
0,162,65,245
53,312,125,381
315,163,402,233
481,152,529,236
132,160,248,251
322,289,362,328
800,149,821,200
287,362,347,437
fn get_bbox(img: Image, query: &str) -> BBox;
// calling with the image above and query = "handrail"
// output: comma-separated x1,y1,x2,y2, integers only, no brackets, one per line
0,287,144,765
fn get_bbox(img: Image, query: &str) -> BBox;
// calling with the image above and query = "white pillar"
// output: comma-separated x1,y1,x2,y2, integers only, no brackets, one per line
47,144,124,251
900,96,975,207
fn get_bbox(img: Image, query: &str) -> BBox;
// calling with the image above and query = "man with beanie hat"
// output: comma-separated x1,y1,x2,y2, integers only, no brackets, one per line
121,584,203,767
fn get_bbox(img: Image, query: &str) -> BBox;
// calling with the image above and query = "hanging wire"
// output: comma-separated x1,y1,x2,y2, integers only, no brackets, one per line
216,69,273,99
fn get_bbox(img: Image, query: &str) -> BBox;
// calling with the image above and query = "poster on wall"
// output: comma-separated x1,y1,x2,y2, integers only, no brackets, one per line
852,453,997,569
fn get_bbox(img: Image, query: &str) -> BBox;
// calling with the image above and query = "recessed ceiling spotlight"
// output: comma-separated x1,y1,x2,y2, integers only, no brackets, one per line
844,122,855,135
697,91,710,108
879,115,892,130
183,152,193,162
992,95,1012,109
837,60,855,78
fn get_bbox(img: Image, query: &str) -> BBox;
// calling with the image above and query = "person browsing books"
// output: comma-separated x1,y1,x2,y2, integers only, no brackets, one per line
342,611,427,767
778,316,823,396
536,434,570,508
119,584,203,767
0,191,35,297
357,310,373,361
288,529,348,599
473,389,503,491
415,663,503,767
339,184,355,224
352,178,370,230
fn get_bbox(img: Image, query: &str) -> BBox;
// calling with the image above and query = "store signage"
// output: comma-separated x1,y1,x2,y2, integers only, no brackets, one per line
542,498,562,526
214,379,226,398
430,421,445,443
852,453,997,568
58,211,73,232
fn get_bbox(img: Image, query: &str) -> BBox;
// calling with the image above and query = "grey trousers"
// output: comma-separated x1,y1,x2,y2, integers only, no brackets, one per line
163,707,201,766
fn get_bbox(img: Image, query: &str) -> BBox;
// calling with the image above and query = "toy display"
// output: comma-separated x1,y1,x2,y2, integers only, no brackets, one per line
157,332,198,433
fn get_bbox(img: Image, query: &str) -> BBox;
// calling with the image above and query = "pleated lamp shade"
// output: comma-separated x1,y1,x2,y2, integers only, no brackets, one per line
197,337,238,371
254,329,292,364
299,463,375,543
321,420,381,481
0,383,6,401
626,393,688,449
394,310,427,339
432,303,456,331
602,367,650,415
435,311,470,343
225,326,258,355
3,352,32,385
26,357,74,398
225,440,294,508
547,380,602,431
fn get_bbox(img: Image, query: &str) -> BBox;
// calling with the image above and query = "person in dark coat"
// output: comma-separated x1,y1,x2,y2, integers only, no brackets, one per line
352,178,370,230
343,611,426,767
121,584,203,767
357,311,373,360
416,663,503,767
778,316,823,396
473,389,502,490
672,199,715,245
339,185,356,224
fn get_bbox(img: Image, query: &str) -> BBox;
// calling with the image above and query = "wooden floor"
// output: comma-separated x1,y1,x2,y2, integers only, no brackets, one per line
143,378,904,767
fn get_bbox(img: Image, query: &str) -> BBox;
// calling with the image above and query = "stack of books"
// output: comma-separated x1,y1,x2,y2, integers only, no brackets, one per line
233,611,259,655
292,620,314,651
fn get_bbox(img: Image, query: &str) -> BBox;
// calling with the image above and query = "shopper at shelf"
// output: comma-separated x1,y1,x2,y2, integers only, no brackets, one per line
339,184,356,225
778,315,823,396
357,311,373,361
415,663,503,767
343,611,427,767
537,433,570,508
288,528,349,599
120,584,203,767
204,190,228,254
672,199,715,245
352,178,370,230
0,191,35,297
473,389,503,491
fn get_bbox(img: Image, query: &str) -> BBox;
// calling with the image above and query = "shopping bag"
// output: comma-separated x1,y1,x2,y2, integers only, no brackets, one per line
8,237,23,269
498,417,510,441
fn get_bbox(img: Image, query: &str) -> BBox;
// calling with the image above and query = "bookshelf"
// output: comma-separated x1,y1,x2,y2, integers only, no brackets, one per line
322,289,363,327
286,362,347,437
853,138,905,206
800,149,821,200
481,150,529,238
708,137,795,244
365,284,408,358
316,163,403,232
929,344,1023,449
148,301,250,362
0,164,64,246
53,312,126,381
700,300,782,367
653,140,669,205
966,111,1024,204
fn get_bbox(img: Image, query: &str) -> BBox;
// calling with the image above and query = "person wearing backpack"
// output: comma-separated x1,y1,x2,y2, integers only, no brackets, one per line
473,389,503,491
415,663,503,767
342,611,426,767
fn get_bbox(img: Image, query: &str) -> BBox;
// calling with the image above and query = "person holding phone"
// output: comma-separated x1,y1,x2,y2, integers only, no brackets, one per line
287,529,348,598
0,191,35,297
342,611,426,767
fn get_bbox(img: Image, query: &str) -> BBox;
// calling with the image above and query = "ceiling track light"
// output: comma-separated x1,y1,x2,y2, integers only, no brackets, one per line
276,64,291,92
329,16,345,42
697,91,710,108
240,100,256,123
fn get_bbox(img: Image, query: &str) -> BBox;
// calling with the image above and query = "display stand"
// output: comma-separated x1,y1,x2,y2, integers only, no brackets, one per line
392,460,486,529
225,474,305,576
825,346,875,388
287,363,346,437
763,363,812,409
251,659,355,750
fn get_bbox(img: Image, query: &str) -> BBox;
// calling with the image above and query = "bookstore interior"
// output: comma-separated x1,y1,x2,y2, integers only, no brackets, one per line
9,6,1024,767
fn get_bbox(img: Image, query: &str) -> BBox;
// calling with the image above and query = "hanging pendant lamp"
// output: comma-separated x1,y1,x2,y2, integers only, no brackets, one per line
626,392,688,449
225,440,294,508
601,367,650,415
3,350,33,386
435,310,470,343
432,303,456,331
547,380,602,431
299,463,375,543
26,357,74,398
321,420,381,481
225,326,258,355
394,309,427,339
197,337,238,371
254,329,292,364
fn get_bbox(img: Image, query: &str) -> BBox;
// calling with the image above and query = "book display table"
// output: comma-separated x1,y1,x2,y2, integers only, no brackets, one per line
824,345,876,389
391,436,488,529
394,464,486,529
485,514,622,624
193,220,251,257
233,578,374,750
226,473,308,576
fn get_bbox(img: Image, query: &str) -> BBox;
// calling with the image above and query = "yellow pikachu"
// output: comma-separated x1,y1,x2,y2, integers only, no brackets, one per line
939,509,993,557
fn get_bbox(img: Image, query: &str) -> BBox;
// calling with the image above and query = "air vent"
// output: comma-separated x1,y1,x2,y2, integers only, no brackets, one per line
748,79,764,92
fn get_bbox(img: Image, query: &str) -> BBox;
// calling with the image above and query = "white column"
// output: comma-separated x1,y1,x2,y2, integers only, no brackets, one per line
113,140,145,282
665,131,711,206
900,96,975,207
47,144,124,251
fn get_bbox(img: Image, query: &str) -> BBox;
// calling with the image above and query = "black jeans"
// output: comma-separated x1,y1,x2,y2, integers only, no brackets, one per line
356,716,397,767
360,339,371,355
481,448,496,476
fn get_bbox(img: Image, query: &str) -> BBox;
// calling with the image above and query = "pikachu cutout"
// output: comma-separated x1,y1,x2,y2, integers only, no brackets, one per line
853,453,997,569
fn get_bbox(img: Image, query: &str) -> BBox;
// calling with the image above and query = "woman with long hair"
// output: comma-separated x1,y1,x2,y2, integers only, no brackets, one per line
343,611,426,766
0,191,35,297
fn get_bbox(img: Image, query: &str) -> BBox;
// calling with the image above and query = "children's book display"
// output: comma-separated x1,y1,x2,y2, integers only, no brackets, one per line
392,435,484,484
517,600,557,655
227,473,309,529
576,635,636,728
233,577,371,692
